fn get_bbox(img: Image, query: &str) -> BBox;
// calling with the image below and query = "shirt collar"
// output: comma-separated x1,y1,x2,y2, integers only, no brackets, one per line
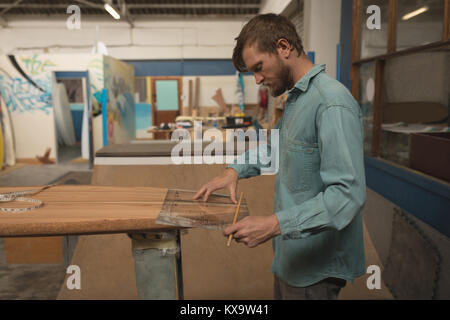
289,64,326,93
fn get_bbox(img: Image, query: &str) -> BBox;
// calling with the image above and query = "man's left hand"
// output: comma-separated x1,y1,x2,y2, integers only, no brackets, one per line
224,214,281,248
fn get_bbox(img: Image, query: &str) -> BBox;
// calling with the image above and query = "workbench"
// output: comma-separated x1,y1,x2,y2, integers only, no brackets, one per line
58,140,276,299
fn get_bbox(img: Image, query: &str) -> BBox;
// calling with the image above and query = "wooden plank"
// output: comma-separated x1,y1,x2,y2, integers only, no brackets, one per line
351,64,361,102
353,40,450,65
388,0,397,53
146,76,152,105
371,59,385,157
445,0,450,40
351,0,361,63
194,77,200,115
0,185,249,237
0,185,169,237
188,79,193,116
351,0,361,100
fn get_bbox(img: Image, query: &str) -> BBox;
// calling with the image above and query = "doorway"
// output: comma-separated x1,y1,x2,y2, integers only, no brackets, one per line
151,77,182,139
53,71,91,166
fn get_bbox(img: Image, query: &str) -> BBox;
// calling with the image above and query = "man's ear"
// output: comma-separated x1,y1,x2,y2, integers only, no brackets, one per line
276,38,291,59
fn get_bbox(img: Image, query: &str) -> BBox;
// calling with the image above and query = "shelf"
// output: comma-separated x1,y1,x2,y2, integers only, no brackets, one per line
353,39,450,65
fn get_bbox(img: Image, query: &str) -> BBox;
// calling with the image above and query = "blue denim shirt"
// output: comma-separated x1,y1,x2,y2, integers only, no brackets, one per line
228,64,366,287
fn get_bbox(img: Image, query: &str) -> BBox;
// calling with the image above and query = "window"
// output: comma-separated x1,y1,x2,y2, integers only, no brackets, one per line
360,0,389,59
396,0,445,50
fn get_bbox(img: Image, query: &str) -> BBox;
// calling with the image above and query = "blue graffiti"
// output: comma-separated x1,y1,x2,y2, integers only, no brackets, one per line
0,74,52,115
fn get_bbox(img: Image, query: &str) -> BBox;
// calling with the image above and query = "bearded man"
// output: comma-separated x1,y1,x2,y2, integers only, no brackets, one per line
194,13,366,300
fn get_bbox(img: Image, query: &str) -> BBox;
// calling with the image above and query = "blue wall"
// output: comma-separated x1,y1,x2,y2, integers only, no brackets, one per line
125,59,237,77
365,157,450,237
135,103,152,131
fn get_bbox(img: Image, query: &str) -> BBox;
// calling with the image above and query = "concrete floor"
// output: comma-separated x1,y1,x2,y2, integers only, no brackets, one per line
57,145,82,165
0,237,66,300
0,145,92,300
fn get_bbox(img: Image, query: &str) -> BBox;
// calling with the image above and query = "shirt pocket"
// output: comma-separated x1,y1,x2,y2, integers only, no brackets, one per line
283,143,320,193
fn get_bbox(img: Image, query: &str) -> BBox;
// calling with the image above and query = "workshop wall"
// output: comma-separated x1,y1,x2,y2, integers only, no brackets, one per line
0,54,135,160
129,59,259,112
303,0,342,79
0,55,54,160
0,19,247,60
0,54,103,160
182,75,259,110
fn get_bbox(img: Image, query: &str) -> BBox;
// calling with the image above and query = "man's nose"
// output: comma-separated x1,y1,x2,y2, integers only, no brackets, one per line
254,73,264,85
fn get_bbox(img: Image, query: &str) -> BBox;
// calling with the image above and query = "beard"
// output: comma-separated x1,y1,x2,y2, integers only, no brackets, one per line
267,57,294,97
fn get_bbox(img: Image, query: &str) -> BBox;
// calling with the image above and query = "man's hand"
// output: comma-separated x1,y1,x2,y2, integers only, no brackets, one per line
224,214,281,248
193,168,239,203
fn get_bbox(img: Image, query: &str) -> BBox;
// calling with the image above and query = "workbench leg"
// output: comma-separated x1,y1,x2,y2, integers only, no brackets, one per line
129,231,183,300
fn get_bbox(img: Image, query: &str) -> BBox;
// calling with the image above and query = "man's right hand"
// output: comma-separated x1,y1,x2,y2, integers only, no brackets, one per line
193,168,239,203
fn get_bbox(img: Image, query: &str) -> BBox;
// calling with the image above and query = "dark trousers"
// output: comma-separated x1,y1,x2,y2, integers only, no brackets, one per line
274,276,346,300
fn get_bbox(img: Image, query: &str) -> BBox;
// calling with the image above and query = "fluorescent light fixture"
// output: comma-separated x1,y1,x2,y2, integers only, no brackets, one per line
104,3,120,20
402,6,429,20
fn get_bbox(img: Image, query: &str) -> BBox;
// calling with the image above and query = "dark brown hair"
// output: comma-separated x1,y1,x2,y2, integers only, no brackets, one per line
232,13,304,72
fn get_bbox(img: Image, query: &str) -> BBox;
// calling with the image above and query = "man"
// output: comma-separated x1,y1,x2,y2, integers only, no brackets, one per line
193,14,366,300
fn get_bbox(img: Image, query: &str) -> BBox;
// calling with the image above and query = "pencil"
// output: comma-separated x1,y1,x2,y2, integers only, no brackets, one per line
227,192,244,247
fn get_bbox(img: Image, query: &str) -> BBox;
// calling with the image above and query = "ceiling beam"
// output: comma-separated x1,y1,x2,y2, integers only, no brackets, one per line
0,0,24,17
127,4,259,9
74,0,104,9
117,0,134,28
0,4,101,10
0,3,260,10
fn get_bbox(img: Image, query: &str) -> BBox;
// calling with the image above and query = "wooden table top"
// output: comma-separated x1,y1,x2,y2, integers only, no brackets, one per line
0,185,173,237
0,185,248,237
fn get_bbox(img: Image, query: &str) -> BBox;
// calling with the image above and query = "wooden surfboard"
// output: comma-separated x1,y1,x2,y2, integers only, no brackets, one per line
0,116,4,170
0,185,249,237
0,96,16,166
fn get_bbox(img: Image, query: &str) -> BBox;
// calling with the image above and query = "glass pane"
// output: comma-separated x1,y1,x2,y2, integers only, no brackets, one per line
359,62,377,155
380,51,449,166
155,80,179,111
396,0,445,50
360,0,389,59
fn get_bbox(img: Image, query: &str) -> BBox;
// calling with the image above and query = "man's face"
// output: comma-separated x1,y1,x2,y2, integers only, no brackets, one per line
242,43,293,97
